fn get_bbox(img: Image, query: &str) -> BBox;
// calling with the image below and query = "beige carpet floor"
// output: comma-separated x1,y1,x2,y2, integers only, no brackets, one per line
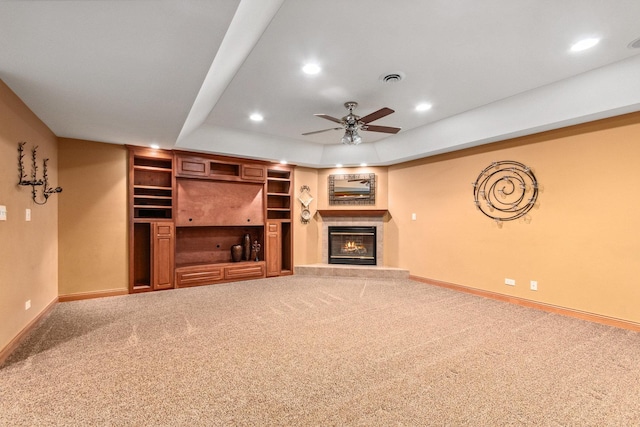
1,276,639,426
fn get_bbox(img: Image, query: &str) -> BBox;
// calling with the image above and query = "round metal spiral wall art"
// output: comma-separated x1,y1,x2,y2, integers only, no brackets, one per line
472,160,538,222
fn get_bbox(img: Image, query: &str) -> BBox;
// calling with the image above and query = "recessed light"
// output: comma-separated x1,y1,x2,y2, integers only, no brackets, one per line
335,164,343,168
249,113,264,122
302,63,321,75
570,37,600,52
150,143,159,149
415,103,432,112
360,163,367,167
280,160,287,165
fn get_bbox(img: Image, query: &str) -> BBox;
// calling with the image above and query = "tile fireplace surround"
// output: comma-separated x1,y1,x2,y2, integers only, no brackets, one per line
318,210,387,267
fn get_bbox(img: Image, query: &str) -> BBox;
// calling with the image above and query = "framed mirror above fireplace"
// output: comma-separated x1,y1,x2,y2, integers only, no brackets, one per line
328,173,375,205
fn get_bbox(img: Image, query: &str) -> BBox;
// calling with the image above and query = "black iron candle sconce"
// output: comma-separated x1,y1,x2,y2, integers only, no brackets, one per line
18,141,62,205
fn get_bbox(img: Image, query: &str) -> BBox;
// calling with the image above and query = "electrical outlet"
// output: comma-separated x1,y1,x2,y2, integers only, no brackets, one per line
411,213,417,221
505,278,516,286
0,205,6,221
25,300,31,310
530,280,538,291
25,208,31,221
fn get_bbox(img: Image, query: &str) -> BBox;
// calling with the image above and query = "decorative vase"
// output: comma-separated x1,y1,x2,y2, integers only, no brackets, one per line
242,233,251,261
231,244,243,262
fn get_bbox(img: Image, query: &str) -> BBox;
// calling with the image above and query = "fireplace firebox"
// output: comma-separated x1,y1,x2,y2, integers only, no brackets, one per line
328,226,376,265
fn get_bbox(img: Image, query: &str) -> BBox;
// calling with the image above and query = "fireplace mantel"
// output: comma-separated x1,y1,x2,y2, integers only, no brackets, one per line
317,209,389,218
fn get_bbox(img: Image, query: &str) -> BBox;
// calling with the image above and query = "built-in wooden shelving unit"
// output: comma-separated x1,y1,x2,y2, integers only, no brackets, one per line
128,148,294,292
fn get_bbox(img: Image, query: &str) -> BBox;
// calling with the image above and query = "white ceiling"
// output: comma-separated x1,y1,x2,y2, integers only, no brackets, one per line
2,0,640,167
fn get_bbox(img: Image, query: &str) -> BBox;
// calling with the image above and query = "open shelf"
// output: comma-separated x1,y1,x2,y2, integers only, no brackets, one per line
266,166,292,222
132,222,151,287
267,211,291,220
175,225,264,266
133,157,172,169
267,194,291,209
267,180,290,194
210,161,240,177
267,170,290,180
131,149,174,220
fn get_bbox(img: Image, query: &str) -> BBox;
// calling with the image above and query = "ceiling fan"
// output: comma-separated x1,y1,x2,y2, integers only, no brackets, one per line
302,101,401,145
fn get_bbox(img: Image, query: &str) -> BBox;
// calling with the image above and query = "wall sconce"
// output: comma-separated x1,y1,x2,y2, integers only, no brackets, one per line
18,141,62,205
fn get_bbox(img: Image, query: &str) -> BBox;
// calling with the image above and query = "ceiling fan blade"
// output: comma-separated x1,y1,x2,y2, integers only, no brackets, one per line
314,114,343,124
302,127,342,136
362,124,401,134
359,107,394,124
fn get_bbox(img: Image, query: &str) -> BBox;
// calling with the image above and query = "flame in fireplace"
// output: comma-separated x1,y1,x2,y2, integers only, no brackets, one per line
342,241,367,254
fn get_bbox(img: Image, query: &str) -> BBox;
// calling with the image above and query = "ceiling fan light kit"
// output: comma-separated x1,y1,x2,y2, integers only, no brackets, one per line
303,101,401,145
341,130,362,145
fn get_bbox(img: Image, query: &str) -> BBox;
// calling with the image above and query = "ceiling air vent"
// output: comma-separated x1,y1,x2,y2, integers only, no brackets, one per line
628,37,640,49
380,72,405,83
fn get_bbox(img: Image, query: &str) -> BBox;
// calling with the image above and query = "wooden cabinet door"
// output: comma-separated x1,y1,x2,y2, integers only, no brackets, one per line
153,222,174,290
241,164,266,182
266,222,281,277
175,155,208,178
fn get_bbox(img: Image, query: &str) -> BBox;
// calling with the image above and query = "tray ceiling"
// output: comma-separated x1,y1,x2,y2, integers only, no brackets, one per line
1,0,640,167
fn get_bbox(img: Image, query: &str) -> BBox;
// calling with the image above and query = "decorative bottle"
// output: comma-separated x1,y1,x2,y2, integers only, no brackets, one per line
242,233,251,261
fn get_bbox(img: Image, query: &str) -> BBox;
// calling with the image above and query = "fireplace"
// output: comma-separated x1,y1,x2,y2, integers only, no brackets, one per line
328,226,377,265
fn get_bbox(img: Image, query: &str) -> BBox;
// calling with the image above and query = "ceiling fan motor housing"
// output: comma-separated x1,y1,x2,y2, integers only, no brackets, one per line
343,102,360,130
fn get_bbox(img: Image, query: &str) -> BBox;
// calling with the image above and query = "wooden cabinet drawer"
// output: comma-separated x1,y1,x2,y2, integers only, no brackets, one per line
175,265,224,287
224,262,265,280
175,262,265,287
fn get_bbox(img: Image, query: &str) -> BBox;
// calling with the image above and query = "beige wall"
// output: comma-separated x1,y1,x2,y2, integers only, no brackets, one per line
58,138,128,297
388,112,640,323
0,80,59,352
292,167,320,265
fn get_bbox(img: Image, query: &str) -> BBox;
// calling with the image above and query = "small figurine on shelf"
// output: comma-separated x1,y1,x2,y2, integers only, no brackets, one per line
252,240,261,262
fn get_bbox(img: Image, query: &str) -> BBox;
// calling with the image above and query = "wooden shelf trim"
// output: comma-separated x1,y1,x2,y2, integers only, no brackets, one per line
176,260,263,269
134,185,172,190
134,195,172,200
133,165,172,173
133,205,172,210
